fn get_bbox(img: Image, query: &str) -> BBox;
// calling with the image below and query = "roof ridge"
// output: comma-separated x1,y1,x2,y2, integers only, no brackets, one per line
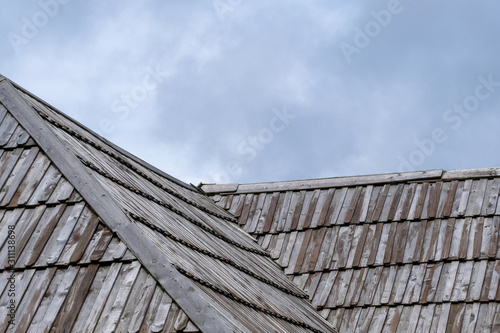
6,75,200,193
201,167,500,194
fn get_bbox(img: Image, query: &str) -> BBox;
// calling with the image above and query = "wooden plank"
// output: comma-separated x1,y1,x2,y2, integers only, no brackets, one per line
325,187,347,225
209,169,443,194
481,217,498,258
475,303,496,333
448,218,465,260
58,206,100,264
80,262,123,332
0,147,39,205
433,303,451,333
315,188,335,227
420,262,443,303
261,192,280,233
461,303,480,332
8,151,50,206
27,266,80,333
275,192,292,232
326,308,345,332
457,218,472,260
289,190,306,230
49,264,99,333
450,261,473,302
383,306,403,332
97,261,142,333
303,189,321,228
359,224,376,267
391,265,412,304
11,268,55,333
403,221,424,263
293,229,313,274
483,178,500,215
304,227,327,272
493,303,500,332
441,180,458,217
489,260,500,300
396,305,421,333
434,261,459,302
2,207,44,268
296,190,314,230
243,192,265,233
471,217,484,259
326,269,353,307
304,272,323,298
423,182,442,219
15,204,67,268
46,177,74,204
314,227,336,271
231,194,246,217
346,225,366,268
435,181,451,218
457,179,473,216
391,221,410,264
402,264,425,304
0,113,19,146
238,193,254,226
284,232,305,274
386,184,404,221
358,185,373,223
374,223,392,265
338,308,361,333
269,233,286,260
0,149,24,194
330,226,353,270
434,219,452,261
343,268,368,306
277,231,297,268
415,304,435,333
412,182,429,220
370,184,390,222
406,183,423,220
373,265,397,305
445,303,465,332
312,270,338,308
343,186,363,223
25,164,62,205
466,178,488,216
355,307,376,333
467,260,488,301
40,202,86,265
442,167,500,180
367,307,389,333
358,266,383,306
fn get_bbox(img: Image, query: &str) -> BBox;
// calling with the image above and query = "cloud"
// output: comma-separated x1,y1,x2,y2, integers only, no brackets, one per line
1,1,500,184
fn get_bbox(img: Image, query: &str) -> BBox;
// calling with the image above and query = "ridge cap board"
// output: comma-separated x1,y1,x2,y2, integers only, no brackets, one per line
203,169,444,194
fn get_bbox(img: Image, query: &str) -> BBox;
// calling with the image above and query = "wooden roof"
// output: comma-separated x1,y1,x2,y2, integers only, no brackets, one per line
203,169,500,332
0,75,337,332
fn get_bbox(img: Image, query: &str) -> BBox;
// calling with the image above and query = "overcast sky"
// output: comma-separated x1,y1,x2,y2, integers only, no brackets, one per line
2,1,500,185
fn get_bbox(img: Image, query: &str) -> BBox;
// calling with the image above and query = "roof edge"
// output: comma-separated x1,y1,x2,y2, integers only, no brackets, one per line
2,74,199,193
0,78,236,332
201,167,500,194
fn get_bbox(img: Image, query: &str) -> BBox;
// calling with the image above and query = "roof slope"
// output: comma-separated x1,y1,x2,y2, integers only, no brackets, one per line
203,170,500,332
0,110,198,332
0,75,337,332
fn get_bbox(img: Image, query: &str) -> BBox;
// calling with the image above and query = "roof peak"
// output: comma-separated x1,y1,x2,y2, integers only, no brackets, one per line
201,167,500,194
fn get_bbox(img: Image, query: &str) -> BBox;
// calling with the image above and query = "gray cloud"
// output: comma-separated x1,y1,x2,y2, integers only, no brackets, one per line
2,0,500,184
